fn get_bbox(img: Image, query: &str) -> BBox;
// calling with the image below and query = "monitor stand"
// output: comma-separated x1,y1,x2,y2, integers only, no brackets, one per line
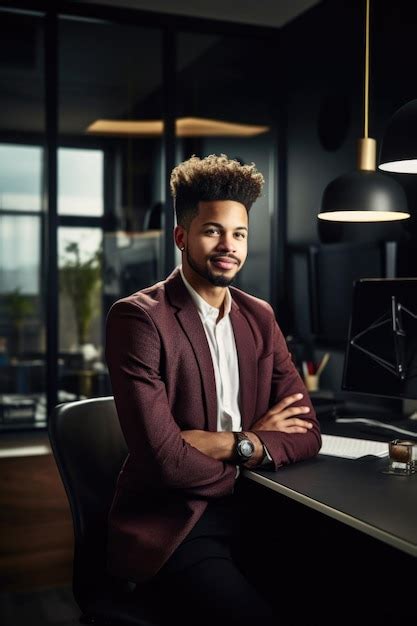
404,399,417,421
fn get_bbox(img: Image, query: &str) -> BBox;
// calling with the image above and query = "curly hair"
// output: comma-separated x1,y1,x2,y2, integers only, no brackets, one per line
170,154,264,228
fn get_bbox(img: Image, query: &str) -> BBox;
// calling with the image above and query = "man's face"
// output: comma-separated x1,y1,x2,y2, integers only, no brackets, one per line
176,200,248,288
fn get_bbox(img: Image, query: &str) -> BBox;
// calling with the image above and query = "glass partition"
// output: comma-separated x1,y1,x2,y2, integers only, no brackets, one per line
58,16,164,399
0,5,278,427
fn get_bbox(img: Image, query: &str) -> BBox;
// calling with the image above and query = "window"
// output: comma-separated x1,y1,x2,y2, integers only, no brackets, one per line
0,146,46,430
58,148,104,217
0,144,43,212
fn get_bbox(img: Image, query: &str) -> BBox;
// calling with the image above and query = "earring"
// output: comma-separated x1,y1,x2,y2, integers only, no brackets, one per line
179,246,184,251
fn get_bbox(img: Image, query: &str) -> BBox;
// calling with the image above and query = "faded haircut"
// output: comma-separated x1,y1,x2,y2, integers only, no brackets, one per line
170,154,264,229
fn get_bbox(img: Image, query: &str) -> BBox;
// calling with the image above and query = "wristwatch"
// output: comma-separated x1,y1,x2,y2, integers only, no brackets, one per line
233,431,255,465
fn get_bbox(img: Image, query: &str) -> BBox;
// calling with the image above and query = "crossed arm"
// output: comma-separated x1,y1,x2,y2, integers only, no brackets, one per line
181,392,314,469
107,299,320,491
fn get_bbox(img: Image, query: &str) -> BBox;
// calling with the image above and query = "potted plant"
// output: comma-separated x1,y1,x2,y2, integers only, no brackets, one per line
5,288,35,358
59,242,102,353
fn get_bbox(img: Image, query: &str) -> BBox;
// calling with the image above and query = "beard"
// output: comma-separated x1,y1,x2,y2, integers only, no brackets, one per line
186,248,239,287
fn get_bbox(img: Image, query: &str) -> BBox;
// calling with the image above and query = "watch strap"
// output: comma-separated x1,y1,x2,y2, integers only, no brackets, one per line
233,431,255,464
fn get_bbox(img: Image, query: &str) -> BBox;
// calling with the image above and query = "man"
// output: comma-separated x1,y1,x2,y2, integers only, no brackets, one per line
105,154,321,625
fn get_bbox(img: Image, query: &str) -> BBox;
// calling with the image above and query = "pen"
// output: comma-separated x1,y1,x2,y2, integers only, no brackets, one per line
316,352,330,378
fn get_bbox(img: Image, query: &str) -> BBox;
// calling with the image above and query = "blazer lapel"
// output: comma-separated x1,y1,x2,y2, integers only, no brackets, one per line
230,303,258,430
166,270,218,431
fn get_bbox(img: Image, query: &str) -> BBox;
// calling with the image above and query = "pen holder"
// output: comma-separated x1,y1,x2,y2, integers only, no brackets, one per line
384,439,417,475
304,374,319,392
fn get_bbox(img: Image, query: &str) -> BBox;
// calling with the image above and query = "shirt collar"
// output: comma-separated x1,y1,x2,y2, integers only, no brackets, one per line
179,266,232,321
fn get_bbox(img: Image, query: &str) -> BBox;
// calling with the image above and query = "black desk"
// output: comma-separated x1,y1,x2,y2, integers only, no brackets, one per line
242,417,417,625
240,456,417,626
242,414,417,626
245,455,417,557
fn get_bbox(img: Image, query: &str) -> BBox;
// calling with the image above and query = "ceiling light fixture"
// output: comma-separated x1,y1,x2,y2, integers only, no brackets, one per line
318,0,409,225
379,99,417,173
86,117,270,138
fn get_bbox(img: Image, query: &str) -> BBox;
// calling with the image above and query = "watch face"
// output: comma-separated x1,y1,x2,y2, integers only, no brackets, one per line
238,438,254,458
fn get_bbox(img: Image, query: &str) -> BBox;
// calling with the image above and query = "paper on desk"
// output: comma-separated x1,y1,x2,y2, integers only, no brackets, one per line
319,434,389,459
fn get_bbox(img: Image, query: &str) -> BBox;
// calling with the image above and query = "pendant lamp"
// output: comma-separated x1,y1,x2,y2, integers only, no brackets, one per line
318,0,409,228
379,99,417,173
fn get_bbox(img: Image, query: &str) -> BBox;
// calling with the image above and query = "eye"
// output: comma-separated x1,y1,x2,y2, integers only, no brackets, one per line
205,228,221,236
235,231,247,239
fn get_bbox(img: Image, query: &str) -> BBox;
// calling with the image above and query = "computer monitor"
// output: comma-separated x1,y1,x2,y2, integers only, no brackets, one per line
289,241,397,345
343,278,417,400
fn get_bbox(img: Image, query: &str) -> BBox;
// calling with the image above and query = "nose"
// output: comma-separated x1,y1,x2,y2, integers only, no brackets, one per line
216,232,236,253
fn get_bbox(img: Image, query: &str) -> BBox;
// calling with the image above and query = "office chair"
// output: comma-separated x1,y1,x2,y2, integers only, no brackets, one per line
48,396,162,626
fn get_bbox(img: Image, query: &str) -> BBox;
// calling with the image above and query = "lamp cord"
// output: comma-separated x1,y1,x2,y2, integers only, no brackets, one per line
364,0,370,139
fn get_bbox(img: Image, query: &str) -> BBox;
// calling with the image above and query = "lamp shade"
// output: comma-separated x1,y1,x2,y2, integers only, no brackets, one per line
379,99,417,173
318,169,409,222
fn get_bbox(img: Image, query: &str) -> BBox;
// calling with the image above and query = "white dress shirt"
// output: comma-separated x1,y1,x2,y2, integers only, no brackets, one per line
180,267,241,433
179,268,272,472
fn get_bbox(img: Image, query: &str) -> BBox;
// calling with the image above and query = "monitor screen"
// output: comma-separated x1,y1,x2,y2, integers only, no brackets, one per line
343,278,417,400
289,241,396,345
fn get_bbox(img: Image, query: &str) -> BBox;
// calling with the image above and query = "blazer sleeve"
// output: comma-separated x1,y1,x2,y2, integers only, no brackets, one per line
252,309,322,470
105,300,236,498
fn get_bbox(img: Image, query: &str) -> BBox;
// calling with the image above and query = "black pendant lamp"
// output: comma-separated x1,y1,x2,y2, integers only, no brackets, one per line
318,0,409,233
379,99,417,173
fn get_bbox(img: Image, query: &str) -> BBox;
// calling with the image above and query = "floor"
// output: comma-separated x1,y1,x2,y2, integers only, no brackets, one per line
0,585,80,626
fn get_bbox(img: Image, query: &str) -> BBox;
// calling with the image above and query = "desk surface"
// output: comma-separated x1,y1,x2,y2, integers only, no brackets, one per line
245,454,417,558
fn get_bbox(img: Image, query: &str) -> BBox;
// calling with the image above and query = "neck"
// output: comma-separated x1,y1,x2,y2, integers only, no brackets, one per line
182,265,227,309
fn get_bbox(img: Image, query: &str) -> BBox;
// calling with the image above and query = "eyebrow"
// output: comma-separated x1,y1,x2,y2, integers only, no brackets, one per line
202,222,248,231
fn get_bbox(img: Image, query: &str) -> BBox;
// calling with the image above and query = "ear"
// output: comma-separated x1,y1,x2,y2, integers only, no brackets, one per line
174,225,186,251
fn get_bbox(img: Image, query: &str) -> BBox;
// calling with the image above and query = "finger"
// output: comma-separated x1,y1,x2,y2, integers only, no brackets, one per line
254,423,311,433
276,418,313,432
274,406,311,420
255,416,313,432
267,393,304,415
278,417,313,428
282,426,311,434
254,406,310,429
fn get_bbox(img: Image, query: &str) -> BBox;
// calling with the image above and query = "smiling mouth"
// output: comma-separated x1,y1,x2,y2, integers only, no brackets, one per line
211,257,239,270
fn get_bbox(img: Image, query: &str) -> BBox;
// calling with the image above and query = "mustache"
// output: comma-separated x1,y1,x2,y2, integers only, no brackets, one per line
210,254,240,266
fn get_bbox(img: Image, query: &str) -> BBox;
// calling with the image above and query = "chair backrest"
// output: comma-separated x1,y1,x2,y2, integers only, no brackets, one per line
48,396,128,610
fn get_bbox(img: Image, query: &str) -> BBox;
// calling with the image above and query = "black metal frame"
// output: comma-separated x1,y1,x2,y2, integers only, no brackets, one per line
44,8,59,417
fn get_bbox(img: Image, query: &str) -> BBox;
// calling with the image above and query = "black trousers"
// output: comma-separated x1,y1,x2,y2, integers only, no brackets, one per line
142,496,277,626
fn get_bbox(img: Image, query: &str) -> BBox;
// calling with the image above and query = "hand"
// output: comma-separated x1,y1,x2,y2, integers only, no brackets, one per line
181,429,208,449
252,393,313,434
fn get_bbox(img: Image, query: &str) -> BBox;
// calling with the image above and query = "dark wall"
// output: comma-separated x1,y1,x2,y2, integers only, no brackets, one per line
279,1,417,392
281,0,417,261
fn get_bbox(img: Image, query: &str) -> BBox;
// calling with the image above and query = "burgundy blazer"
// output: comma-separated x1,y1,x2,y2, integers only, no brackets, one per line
105,268,321,582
